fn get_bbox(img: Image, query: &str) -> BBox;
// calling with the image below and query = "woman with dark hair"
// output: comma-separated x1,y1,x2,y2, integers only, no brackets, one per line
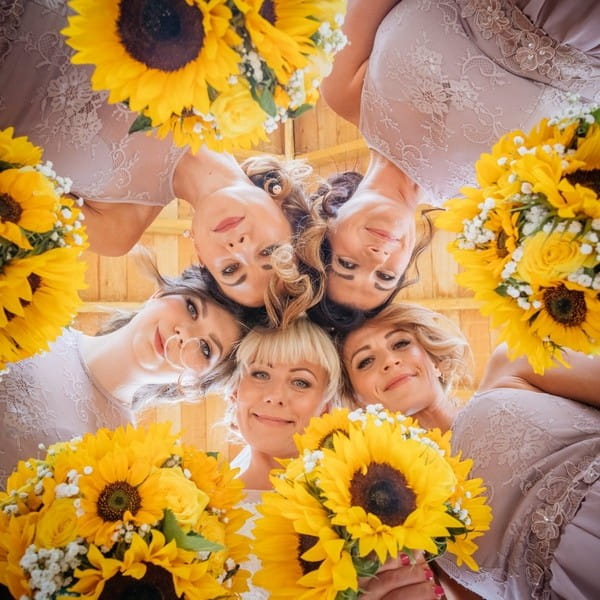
0,0,318,309
310,0,599,319
0,252,246,487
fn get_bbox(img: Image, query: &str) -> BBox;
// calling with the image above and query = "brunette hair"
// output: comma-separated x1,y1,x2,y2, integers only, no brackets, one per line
96,248,248,409
300,171,435,332
339,302,473,403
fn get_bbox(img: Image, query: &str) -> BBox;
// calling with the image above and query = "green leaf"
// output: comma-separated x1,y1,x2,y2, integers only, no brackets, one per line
207,451,219,459
0,160,20,172
494,284,509,297
162,509,224,553
128,114,154,135
289,103,313,119
251,85,277,117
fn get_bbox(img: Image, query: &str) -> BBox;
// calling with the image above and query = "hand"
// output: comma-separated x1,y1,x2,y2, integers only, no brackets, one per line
359,552,446,600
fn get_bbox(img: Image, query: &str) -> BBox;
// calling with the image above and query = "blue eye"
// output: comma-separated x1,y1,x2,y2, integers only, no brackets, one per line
292,378,311,389
222,263,240,276
251,370,270,381
186,299,198,319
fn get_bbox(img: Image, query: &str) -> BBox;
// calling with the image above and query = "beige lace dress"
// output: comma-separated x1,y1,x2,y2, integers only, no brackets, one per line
436,388,600,599
0,0,186,206
360,0,600,205
0,329,135,488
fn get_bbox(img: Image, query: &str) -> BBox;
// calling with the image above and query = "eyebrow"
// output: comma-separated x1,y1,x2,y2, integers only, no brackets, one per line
331,268,353,281
209,333,223,358
220,274,247,287
385,328,407,339
289,367,317,378
349,344,370,363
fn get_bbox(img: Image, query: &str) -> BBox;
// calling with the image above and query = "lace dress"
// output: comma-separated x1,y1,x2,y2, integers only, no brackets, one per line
0,328,135,488
360,0,600,205
436,388,600,599
0,0,186,206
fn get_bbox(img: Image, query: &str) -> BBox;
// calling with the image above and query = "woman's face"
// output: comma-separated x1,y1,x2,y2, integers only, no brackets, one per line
342,323,442,415
192,184,292,307
233,360,329,459
126,294,241,382
326,190,416,310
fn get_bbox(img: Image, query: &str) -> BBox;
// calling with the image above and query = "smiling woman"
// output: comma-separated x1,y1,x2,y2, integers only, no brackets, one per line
0,251,247,488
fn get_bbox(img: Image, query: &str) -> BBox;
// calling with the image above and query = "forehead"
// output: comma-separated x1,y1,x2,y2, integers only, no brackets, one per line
344,324,412,354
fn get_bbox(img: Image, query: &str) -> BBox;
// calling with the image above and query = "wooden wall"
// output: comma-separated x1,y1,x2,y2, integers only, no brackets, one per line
74,97,497,459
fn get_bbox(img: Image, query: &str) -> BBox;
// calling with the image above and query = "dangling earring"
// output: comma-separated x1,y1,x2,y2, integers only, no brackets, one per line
433,365,442,379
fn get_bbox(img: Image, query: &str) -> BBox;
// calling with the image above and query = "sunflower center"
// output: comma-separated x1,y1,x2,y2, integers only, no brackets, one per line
97,481,142,521
259,0,276,24
565,168,600,194
98,564,179,600
0,192,22,223
496,229,509,258
297,533,321,575
118,0,205,72
350,463,416,526
543,285,587,326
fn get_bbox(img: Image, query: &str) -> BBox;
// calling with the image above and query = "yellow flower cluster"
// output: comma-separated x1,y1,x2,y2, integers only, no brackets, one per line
0,422,251,599
0,127,88,371
253,406,492,600
436,102,600,374
62,0,348,152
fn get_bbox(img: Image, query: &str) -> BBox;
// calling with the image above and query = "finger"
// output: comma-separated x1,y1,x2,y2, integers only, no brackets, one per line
380,580,446,600
360,563,437,599
371,551,427,574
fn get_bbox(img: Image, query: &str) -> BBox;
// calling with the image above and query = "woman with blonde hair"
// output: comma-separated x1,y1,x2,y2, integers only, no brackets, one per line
340,302,600,599
1,0,321,309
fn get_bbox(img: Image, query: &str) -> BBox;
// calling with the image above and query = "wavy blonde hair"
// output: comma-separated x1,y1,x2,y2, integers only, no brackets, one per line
339,302,473,402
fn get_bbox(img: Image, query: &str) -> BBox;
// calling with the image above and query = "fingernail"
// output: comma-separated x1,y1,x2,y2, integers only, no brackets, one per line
433,584,445,599
423,567,434,581
400,553,411,566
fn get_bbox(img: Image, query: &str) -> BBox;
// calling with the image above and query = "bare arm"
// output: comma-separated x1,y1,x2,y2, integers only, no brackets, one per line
320,0,401,125
478,344,600,408
82,200,164,256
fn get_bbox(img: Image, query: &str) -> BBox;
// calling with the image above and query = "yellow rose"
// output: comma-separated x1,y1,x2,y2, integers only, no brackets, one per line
517,231,590,286
34,498,78,548
210,82,267,140
158,469,209,532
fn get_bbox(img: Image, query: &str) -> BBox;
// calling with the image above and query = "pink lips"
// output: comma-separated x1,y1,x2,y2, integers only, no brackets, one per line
154,329,165,357
366,227,398,242
213,216,244,233
253,413,293,426
384,374,413,391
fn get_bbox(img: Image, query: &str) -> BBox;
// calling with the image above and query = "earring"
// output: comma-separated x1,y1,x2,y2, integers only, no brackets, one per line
433,365,442,378
183,229,192,239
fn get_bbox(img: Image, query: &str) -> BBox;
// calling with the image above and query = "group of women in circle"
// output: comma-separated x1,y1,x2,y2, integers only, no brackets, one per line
2,0,600,598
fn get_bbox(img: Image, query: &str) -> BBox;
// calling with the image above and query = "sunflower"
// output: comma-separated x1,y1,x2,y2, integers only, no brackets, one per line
77,449,166,548
69,530,220,600
112,422,180,468
0,512,38,599
0,168,58,249
0,127,42,168
527,282,600,355
62,0,243,124
318,420,460,562
253,488,348,600
0,247,87,369
234,0,320,83
294,407,351,453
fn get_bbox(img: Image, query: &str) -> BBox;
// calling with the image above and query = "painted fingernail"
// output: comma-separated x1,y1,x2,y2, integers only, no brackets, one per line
400,553,411,566
433,584,445,599
423,567,434,581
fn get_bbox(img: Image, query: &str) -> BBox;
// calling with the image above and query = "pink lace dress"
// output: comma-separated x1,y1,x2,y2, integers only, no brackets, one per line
360,0,600,205
0,329,135,488
0,0,186,206
436,388,600,599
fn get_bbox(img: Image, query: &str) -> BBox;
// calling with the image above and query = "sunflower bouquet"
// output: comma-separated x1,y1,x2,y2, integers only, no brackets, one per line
0,127,87,372
436,100,600,374
252,405,492,600
0,422,251,600
62,0,347,152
